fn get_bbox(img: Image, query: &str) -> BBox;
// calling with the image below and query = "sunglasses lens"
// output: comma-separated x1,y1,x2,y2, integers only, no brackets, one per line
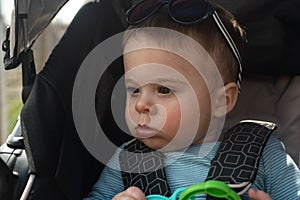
128,0,164,24
170,0,210,23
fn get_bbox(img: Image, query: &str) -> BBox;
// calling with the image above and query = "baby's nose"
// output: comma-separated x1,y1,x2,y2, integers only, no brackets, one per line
135,92,152,114
137,113,151,126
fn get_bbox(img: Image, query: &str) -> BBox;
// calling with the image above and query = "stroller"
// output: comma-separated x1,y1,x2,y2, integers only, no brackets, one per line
1,0,299,199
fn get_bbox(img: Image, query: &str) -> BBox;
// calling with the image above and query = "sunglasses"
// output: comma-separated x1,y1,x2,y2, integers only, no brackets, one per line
126,0,243,91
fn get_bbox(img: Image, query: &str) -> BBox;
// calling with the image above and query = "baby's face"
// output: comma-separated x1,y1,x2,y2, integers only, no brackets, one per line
124,49,212,151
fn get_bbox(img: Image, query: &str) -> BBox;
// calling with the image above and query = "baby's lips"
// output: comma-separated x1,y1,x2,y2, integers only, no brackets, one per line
134,126,159,138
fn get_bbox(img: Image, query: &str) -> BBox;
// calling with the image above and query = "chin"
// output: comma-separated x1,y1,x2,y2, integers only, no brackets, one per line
138,138,165,151
140,138,188,152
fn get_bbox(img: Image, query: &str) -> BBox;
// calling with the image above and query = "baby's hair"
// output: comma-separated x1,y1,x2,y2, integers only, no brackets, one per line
124,3,246,85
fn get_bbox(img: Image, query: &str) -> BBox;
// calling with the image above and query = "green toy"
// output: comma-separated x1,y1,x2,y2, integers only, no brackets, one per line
146,180,241,200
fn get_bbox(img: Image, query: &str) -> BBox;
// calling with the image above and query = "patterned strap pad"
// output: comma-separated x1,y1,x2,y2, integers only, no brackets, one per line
206,120,277,198
119,139,171,197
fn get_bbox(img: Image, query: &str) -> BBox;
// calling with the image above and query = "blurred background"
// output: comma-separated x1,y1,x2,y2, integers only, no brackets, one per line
0,0,92,144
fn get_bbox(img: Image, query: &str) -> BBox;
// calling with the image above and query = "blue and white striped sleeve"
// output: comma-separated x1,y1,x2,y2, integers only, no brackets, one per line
256,135,300,200
83,147,124,200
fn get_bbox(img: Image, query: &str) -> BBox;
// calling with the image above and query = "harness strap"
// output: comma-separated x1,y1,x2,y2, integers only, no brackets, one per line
119,120,277,198
119,139,171,196
205,120,276,199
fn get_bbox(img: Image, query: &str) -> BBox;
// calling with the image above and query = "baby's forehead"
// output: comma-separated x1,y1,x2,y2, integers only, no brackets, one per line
123,41,216,79
124,29,201,55
123,28,215,62
123,28,224,87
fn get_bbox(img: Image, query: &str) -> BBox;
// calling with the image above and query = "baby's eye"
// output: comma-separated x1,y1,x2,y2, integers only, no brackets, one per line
158,86,171,94
127,87,139,94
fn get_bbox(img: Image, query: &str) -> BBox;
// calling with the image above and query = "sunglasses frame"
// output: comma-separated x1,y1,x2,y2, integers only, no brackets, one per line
126,0,243,91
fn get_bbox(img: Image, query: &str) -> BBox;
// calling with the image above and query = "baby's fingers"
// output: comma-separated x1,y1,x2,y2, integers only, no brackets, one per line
112,187,146,200
248,189,272,200
126,187,146,200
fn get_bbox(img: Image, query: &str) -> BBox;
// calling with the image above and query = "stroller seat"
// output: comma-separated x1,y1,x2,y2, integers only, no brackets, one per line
17,1,132,199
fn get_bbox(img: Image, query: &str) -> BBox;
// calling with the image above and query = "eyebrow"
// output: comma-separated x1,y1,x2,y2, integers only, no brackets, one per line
155,77,188,85
124,78,137,85
124,77,189,86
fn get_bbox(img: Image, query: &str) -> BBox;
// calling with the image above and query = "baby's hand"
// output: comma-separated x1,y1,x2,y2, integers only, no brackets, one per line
248,189,272,200
112,186,146,200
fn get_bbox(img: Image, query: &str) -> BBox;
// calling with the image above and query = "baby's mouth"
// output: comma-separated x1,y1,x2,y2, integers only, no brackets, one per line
134,125,160,138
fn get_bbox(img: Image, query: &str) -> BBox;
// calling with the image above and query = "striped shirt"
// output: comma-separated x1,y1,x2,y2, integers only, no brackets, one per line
84,135,300,199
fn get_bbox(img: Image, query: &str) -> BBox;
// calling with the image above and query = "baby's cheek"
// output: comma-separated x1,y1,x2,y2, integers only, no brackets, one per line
125,104,136,128
162,107,182,140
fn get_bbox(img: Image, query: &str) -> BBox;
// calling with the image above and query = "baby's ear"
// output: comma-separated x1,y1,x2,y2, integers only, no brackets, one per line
213,82,238,118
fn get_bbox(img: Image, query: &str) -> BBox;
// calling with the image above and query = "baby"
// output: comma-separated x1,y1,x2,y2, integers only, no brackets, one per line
84,0,300,199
